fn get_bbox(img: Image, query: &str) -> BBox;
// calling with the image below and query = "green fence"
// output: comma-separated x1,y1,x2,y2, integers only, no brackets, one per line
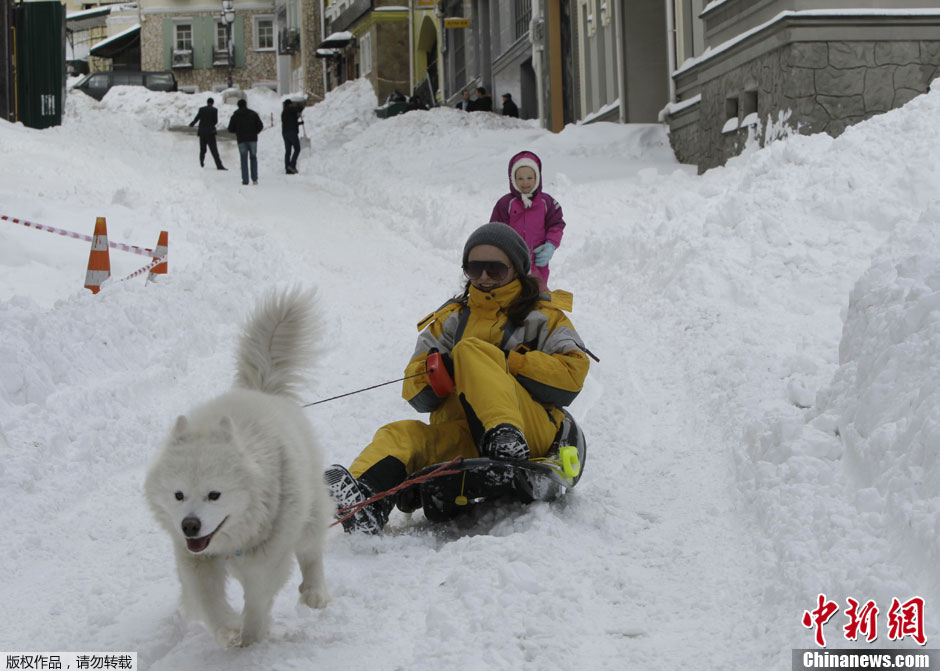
14,1,65,129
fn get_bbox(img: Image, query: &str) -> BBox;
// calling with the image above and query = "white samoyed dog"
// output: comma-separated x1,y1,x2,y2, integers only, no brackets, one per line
145,287,331,647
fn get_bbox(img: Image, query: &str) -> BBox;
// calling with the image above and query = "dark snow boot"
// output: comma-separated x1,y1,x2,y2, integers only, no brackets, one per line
324,464,390,534
480,423,530,461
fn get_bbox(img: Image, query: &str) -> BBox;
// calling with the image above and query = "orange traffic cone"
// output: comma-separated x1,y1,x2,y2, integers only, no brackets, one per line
147,230,168,284
84,217,111,294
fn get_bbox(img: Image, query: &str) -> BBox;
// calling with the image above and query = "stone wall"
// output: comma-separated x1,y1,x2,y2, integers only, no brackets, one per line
671,38,940,172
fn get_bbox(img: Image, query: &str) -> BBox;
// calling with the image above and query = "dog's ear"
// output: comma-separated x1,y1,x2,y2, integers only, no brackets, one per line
171,415,189,442
218,416,235,441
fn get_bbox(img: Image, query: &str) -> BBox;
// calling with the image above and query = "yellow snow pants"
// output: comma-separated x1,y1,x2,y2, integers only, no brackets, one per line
350,337,563,480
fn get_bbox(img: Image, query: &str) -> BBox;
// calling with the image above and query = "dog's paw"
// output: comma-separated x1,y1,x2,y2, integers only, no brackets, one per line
238,623,270,648
299,583,330,610
213,625,242,648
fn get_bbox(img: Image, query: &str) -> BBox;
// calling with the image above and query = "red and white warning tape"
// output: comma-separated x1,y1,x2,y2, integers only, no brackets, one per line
119,257,165,283
2,214,156,257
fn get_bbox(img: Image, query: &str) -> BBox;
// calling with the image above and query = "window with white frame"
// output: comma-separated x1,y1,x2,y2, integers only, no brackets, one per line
359,32,372,75
215,21,228,51
175,23,193,51
254,16,275,50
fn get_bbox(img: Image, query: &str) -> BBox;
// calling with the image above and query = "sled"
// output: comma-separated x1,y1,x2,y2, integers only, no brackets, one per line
395,409,587,522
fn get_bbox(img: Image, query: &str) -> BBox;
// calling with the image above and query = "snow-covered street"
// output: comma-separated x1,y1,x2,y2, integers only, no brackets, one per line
2,78,939,669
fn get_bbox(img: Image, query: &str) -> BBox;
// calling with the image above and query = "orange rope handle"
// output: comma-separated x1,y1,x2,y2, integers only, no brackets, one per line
331,456,464,528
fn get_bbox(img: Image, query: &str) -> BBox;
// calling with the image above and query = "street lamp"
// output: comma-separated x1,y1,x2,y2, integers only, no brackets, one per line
221,0,235,89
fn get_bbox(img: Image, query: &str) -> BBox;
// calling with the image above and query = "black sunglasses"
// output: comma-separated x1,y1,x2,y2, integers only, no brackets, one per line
463,260,511,281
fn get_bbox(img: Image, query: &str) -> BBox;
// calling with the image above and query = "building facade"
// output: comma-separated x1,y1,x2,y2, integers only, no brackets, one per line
438,1,670,129
320,0,409,103
665,0,940,171
134,0,323,97
441,0,539,119
274,0,326,99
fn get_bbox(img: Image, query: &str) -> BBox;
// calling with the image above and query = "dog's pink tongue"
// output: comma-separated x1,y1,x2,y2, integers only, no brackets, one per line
187,536,210,553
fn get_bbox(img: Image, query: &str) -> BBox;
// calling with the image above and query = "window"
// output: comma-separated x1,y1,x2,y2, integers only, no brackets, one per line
722,97,740,133
254,16,274,50
215,21,228,51
112,73,143,86
514,0,531,40
741,90,759,126
725,97,739,120
214,21,230,66
359,32,372,76
87,73,108,90
175,23,192,51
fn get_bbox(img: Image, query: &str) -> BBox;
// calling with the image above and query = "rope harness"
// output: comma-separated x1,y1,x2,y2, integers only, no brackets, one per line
330,456,464,528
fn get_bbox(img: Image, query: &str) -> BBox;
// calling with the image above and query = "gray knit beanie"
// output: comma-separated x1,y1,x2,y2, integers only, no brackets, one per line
462,222,531,276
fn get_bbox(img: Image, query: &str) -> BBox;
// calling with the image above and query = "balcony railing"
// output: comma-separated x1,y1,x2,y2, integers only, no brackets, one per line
172,49,193,68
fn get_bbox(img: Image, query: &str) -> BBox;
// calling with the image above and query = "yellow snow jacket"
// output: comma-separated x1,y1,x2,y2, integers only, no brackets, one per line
402,280,590,413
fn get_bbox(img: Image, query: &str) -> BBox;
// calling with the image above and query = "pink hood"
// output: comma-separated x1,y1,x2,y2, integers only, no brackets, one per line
507,150,542,207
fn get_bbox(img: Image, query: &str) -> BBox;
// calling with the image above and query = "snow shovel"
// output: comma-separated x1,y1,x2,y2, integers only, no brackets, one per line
300,112,311,150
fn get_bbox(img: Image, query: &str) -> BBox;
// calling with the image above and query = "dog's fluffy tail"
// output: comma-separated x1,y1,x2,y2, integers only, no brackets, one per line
235,286,318,399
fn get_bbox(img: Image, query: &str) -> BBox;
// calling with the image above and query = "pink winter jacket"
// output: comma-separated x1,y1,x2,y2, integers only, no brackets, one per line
489,150,566,287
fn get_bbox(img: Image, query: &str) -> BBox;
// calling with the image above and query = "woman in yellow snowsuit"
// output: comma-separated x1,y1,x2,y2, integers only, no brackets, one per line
325,223,590,533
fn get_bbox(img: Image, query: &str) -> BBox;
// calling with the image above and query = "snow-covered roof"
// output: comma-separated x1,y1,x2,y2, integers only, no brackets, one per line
66,6,111,21
89,23,141,56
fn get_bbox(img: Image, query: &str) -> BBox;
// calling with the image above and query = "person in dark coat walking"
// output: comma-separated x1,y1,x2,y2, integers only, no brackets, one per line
188,97,226,170
501,93,519,118
281,99,304,174
469,86,492,112
227,98,264,185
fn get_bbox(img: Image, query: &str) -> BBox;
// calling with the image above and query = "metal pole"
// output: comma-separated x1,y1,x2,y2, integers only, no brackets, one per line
615,0,627,123
408,0,414,96
227,22,233,88
664,0,677,104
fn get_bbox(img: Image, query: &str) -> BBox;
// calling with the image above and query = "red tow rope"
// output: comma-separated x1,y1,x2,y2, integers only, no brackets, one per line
331,456,464,528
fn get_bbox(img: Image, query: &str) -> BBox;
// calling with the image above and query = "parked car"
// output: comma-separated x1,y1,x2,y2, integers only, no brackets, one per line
71,71,178,101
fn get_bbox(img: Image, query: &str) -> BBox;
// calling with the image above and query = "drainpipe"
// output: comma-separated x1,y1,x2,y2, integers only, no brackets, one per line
665,0,676,103
614,0,626,123
320,0,327,94
437,2,444,101
408,0,414,96
480,0,491,94
547,0,563,131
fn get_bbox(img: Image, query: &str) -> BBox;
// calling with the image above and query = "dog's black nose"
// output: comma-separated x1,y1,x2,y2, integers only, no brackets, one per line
181,516,201,537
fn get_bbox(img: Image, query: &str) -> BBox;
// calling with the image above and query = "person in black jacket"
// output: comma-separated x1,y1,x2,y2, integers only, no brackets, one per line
501,93,519,118
281,99,304,175
188,98,226,170
469,86,492,112
227,98,264,185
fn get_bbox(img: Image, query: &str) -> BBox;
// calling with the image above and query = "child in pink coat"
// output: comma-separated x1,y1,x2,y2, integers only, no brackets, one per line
489,150,566,290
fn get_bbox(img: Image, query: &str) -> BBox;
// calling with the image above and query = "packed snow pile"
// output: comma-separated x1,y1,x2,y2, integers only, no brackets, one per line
301,77,379,146
739,201,940,632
